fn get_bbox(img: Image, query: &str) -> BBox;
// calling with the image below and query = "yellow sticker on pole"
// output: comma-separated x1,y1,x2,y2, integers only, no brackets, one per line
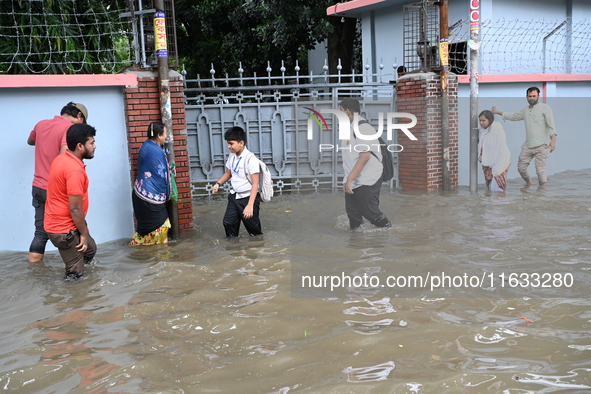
440,38,449,70
154,11,168,58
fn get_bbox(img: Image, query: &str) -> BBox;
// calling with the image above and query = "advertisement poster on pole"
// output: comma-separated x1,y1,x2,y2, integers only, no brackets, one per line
154,11,168,58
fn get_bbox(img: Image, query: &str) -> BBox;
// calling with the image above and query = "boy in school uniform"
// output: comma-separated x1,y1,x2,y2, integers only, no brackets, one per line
211,127,263,237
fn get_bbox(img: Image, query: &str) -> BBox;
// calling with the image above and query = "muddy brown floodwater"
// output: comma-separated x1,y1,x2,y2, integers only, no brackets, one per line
1,169,591,393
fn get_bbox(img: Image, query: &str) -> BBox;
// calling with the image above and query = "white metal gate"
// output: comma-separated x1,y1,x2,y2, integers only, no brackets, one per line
183,63,398,197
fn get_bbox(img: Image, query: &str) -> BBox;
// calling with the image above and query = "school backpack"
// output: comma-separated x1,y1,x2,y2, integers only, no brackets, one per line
245,153,274,202
358,120,394,182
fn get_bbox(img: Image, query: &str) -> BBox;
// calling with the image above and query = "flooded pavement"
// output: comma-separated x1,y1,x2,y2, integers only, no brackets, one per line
1,169,591,393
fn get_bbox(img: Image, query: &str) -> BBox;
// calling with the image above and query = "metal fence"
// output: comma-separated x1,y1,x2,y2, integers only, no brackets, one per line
403,1,440,72
0,0,177,74
447,18,591,75
183,62,398,197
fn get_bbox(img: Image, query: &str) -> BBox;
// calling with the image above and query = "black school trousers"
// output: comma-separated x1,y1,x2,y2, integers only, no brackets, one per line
223,192,263,237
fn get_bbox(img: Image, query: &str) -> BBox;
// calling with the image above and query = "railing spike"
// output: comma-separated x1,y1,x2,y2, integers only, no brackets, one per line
210,63,216,87
238,62,244,86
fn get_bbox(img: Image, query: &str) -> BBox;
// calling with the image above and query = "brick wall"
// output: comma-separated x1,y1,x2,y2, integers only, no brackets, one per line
124,70,193,231
396,72,458,191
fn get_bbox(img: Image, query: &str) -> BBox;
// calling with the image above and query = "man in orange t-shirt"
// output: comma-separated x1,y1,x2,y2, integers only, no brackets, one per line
45,123,97,280
27,102,88,264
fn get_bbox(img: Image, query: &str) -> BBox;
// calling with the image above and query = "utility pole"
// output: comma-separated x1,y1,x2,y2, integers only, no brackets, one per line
469,0,480,193
439,0,450,191
153,1,180,238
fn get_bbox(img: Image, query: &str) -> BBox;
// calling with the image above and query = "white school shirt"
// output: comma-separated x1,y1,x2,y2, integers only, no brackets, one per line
341,119,383,188
225,147,260,198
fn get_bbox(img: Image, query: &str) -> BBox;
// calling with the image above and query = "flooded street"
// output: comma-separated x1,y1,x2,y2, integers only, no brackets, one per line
1,169,591,393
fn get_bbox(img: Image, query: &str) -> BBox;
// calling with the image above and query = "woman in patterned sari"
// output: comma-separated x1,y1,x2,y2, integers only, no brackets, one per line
129,122,171,245
478,110,511,191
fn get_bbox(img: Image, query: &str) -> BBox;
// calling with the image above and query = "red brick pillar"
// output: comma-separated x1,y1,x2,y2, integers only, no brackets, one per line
124,70,193,231
395,72,458,191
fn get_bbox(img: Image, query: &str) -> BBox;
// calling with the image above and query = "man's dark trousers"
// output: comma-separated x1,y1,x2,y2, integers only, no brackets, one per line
30,186,49,254
345,178,391,230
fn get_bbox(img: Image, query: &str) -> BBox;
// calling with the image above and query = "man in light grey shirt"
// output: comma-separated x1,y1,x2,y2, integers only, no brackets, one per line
492,86,557,185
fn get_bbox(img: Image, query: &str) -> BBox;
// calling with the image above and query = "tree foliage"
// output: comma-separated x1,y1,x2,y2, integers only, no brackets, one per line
175,0,336,78
0,0,129,74
0,0,358,77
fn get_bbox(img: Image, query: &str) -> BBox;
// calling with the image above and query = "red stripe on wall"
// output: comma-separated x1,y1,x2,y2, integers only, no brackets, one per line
0,74,138,88
457,74,591,84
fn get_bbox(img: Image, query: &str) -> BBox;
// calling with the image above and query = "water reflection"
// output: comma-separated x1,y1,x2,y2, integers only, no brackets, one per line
344,319,395,335
343,360,395,382
343,298,397,316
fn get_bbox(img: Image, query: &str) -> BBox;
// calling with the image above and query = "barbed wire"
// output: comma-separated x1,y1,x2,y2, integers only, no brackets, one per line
1,1,590,77
0,0,132,74
449,18,591,74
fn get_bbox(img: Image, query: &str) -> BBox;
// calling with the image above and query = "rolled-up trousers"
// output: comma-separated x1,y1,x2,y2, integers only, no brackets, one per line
30,186,49,254
518,144,549,183
48,229,96,278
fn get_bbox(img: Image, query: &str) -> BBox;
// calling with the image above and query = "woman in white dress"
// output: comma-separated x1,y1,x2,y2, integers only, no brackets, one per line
478,110,511,191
